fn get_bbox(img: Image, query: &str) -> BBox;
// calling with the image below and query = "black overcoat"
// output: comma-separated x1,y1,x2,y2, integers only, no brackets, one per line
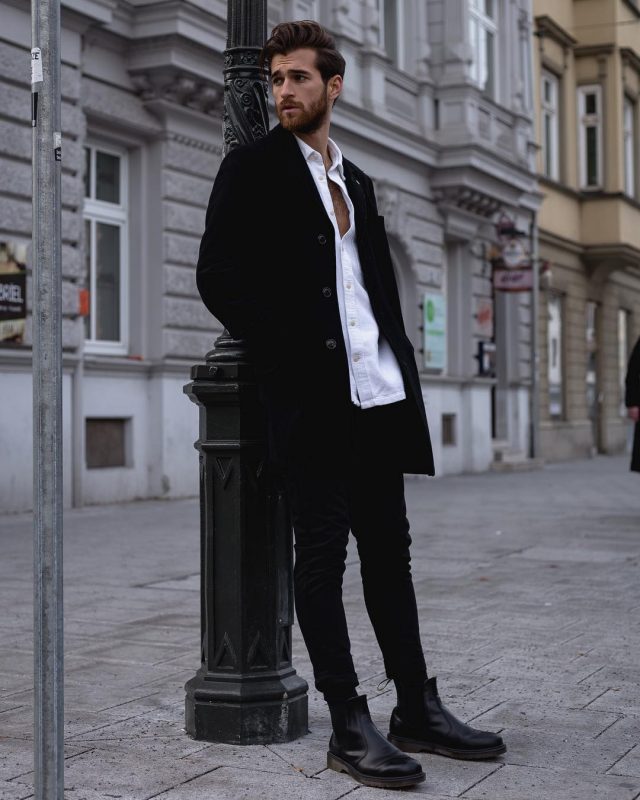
196,124,434,476
625,337,640,473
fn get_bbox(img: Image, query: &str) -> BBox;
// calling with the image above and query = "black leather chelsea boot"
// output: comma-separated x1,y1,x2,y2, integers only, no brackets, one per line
327,694,426,788
388,677,506,760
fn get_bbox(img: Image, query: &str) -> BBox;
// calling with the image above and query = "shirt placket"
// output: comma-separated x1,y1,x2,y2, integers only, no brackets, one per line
335,174,372,404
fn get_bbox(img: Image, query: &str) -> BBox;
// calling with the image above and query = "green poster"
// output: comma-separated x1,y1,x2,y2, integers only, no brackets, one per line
423,292,446,371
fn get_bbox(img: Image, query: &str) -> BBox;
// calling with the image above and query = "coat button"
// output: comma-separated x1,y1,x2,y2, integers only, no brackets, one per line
317,234,327,245
322,287,332,298
325,338,337,350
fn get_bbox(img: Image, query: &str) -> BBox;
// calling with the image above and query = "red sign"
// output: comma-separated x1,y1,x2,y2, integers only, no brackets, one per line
493,268,533,292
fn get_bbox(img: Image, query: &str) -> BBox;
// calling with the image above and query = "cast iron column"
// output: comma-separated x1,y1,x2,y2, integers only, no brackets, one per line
183,0,309,744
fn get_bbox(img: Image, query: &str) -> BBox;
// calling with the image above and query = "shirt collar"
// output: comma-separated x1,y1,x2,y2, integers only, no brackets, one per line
295,135,345,180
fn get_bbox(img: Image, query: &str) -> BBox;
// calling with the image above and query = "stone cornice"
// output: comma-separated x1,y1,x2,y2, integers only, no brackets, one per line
574,43,615,59
534,15,577,50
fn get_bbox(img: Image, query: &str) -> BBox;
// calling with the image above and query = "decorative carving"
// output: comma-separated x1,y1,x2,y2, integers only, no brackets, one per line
361,0,381,49
247,630,270,669
212,632,238,669
130,68,223,116
166,132,222,156
214,457,234,488
433,186,502,219
278,628,291,665
223,47,269,152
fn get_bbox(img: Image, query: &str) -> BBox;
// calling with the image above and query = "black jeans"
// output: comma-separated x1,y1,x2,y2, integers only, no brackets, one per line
282,399,427,698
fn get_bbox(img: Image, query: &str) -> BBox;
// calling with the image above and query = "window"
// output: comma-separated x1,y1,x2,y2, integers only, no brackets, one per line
379,0,405,70
469,0,497,98
548,294,564,418
623,96,636,197
578,85,603,189
442,414,457,446
86,418,130,468
541,70,560,180
83,144,129,354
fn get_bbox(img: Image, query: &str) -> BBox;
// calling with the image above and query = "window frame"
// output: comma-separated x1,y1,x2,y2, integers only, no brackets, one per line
577,84,603,191
469,0,498,99
83,142,130,356
378,0,405,71
623,95,636,198
541,69,560,181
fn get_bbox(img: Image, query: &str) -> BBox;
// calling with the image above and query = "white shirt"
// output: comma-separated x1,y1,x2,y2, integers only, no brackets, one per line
295,135,406,409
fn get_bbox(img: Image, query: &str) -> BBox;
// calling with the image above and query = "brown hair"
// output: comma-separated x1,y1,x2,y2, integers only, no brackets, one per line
260,20,346,84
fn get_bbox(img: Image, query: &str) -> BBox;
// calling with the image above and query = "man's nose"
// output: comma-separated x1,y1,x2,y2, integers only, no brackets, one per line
281,79,294,98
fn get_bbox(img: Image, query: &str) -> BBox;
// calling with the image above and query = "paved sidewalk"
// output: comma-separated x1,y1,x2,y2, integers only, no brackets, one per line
1,455,639,800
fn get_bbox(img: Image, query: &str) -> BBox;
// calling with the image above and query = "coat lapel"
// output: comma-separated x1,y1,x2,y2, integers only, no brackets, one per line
266,125,332,229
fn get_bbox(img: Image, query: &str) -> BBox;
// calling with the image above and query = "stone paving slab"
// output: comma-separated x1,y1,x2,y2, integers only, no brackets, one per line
1,455,640,799
462,764,640,799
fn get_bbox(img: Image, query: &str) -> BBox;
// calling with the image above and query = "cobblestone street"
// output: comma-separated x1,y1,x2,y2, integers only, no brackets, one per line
1,455,639,799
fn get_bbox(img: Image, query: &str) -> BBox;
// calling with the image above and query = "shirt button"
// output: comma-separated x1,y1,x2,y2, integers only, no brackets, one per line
350,320,356,327
353,353,360,362
319,175,326,181
322,287,332,298
346,282,352,290
325,338,337,350
318,234,327,245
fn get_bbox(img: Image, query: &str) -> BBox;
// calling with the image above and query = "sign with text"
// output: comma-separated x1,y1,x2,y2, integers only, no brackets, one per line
0,242,27,343
423,291,446,371
493,268,533,292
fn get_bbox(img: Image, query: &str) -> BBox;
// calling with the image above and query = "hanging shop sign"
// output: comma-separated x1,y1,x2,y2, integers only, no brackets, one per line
0,242,27,344
423,291,446,371
493,268,534,292
489,214,532,293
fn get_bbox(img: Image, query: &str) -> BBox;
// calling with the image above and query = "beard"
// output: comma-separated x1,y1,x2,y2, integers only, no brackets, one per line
277,91,329,134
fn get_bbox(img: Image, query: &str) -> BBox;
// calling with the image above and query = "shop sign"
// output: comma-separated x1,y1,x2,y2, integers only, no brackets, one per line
493,268,533,292
423,291,446,371
0,242,27,343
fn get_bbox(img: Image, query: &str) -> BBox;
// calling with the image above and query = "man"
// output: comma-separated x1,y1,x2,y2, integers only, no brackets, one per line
197,20,505,790
626,337,640,473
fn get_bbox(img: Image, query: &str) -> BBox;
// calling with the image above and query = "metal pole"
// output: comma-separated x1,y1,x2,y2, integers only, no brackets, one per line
31,0,64,792
529,211,540,459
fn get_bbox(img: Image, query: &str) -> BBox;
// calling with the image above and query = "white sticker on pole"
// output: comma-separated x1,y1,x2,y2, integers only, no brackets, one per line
31,48,43,84
54,132,62,161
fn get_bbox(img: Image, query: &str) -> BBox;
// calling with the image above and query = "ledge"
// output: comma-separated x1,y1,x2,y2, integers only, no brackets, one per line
534,15,577,50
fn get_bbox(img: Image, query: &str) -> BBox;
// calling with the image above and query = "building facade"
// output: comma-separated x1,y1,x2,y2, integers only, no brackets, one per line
0,0,538,512
533,0,640,461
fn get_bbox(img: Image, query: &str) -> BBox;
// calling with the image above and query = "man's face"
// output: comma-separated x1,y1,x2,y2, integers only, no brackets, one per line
270,48,340,134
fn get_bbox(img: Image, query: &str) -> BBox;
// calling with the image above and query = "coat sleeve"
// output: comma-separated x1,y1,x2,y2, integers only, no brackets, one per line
196,147,271,342
626,337,640,408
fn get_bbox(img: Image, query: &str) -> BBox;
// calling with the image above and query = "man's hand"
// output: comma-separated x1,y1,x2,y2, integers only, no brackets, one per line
628,406,640,422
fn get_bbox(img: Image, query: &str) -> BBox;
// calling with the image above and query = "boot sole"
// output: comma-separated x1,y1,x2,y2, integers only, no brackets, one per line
327,752,426,789
388,733,506,761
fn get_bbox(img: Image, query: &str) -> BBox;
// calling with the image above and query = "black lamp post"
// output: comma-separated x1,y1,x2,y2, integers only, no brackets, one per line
183,0,309,745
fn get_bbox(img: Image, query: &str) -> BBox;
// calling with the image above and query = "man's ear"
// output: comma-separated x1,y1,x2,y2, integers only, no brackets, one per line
328,75,343,103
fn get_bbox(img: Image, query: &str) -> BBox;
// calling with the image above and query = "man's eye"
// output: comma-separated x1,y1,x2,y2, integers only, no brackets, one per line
296,75,307,81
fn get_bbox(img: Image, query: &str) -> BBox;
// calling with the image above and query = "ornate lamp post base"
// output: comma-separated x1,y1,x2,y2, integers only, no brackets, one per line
184,336,308,745
186,670,308,744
